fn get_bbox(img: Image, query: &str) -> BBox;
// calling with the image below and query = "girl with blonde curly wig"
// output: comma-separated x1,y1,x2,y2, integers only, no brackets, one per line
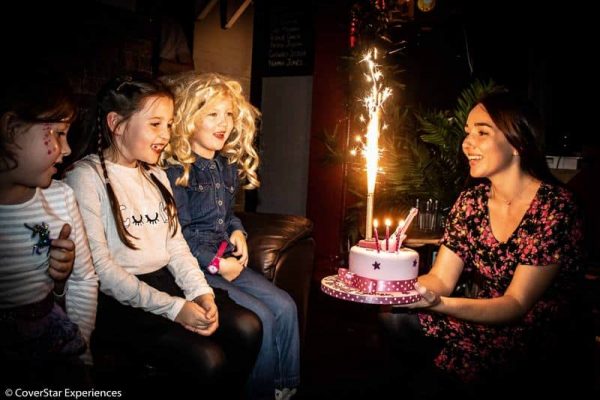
162,72,300,400
162,72,260,189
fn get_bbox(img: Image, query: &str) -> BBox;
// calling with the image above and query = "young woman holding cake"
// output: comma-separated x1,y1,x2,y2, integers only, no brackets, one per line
380,91,585,396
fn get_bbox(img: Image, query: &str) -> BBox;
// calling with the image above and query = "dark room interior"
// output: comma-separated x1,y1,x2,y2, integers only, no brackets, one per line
2,0,599,398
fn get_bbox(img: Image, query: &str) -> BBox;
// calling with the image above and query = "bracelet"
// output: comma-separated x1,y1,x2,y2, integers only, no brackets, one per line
52,286,67,298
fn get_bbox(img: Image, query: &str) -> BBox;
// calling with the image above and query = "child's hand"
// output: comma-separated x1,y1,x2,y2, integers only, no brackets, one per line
190,294,219,336
230,230,248,267
195,293,218,323
219,257,244,282
49,224,75,281
176,300,218,336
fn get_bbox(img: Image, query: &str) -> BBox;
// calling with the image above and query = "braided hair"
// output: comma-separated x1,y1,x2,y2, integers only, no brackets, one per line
91,74,177,250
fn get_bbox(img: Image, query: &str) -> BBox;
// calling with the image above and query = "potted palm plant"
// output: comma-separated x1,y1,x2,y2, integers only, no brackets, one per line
322,79,503,248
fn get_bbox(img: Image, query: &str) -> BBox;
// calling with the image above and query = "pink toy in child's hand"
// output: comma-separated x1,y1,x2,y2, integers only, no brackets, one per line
207,240,228,274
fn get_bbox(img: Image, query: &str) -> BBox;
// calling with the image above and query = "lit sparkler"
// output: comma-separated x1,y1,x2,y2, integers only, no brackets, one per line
356,48,392,239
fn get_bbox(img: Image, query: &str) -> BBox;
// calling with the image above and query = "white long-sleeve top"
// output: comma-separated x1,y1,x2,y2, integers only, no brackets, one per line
64,155,213,321
0,180,98,352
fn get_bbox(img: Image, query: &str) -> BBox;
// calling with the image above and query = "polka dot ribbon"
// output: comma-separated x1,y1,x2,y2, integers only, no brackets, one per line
337,268,416,294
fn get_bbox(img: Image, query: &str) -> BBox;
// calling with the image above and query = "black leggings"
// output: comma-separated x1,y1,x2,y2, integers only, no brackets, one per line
92,267,262,393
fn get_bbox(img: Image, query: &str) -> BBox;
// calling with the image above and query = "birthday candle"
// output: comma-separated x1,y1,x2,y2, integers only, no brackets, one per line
373,219,381,253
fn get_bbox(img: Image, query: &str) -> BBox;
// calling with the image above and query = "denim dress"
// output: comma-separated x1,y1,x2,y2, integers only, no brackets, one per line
167,153,300,399
166,154,244,269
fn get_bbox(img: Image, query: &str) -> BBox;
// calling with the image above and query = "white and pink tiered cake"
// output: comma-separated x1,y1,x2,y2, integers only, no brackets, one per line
321,239,421,305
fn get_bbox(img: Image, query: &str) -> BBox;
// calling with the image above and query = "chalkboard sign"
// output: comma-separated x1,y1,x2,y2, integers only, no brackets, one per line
264,5,314,77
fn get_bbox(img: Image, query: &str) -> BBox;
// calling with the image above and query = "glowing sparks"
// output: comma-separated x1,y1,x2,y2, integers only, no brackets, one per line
354,48,392,239
352,48,392,191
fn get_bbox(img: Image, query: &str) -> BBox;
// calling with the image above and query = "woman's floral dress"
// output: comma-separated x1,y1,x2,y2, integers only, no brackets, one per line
418,182,584,382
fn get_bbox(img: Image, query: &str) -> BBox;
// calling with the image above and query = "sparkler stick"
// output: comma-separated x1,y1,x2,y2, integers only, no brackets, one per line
360,48,392,239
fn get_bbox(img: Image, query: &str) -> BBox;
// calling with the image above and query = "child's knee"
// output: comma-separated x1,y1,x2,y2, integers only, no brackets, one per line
188,343,227,380
239,309,263,344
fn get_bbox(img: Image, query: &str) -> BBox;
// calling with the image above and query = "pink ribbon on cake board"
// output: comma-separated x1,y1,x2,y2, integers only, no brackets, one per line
337,268,416,294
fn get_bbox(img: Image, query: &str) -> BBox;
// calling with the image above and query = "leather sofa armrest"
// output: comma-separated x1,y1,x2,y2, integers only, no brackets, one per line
236,212,313,280
236,212,315,342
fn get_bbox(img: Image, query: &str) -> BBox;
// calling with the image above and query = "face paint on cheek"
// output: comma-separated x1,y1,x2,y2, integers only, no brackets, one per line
42,125,51,145
43,128,58,156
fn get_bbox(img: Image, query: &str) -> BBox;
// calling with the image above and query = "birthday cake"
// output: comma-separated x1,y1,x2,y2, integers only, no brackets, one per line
320,240,420,305
321,207,422,305
347,240,419,292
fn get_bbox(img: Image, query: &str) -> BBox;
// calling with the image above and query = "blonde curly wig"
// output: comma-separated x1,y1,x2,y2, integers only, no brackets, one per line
161,72,260,190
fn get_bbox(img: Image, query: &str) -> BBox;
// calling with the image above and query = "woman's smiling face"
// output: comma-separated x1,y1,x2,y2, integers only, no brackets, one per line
463,103,518,179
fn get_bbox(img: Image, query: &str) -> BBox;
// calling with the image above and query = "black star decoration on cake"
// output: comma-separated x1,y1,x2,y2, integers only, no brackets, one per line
413,259,418,267
372,261,381,270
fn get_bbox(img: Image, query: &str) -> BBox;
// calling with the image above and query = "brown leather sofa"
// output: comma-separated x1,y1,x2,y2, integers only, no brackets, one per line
237,211,315,343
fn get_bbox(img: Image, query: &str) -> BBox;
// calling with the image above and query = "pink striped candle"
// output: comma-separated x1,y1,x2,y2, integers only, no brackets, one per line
373,219,381,253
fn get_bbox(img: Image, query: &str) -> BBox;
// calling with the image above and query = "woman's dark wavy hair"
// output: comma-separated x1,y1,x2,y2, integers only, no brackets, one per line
476,91,560,185
0,68,76,171
90,73,177,250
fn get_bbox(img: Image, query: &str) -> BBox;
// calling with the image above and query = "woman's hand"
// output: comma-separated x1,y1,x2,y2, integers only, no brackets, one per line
396,282,442,310
49,224,75,281
219,257,244,282
229,230,248,267
410,282,441,308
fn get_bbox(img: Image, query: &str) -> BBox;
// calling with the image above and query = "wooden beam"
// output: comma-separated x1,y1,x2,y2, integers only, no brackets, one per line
224,0,252,29
197,0,218,20
197,0,252,29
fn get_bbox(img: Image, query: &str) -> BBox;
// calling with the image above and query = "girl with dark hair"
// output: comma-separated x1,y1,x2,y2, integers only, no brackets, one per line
0,68,98,382
380,91,585,395
64,74,261,394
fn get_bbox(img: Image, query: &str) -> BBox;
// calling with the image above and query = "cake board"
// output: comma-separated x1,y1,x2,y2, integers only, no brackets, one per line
321,274,421,305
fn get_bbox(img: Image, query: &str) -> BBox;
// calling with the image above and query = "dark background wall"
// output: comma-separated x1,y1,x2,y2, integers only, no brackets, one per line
3,0,592,164
3,0,596,277
391,0,595,154
2,0,197,163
